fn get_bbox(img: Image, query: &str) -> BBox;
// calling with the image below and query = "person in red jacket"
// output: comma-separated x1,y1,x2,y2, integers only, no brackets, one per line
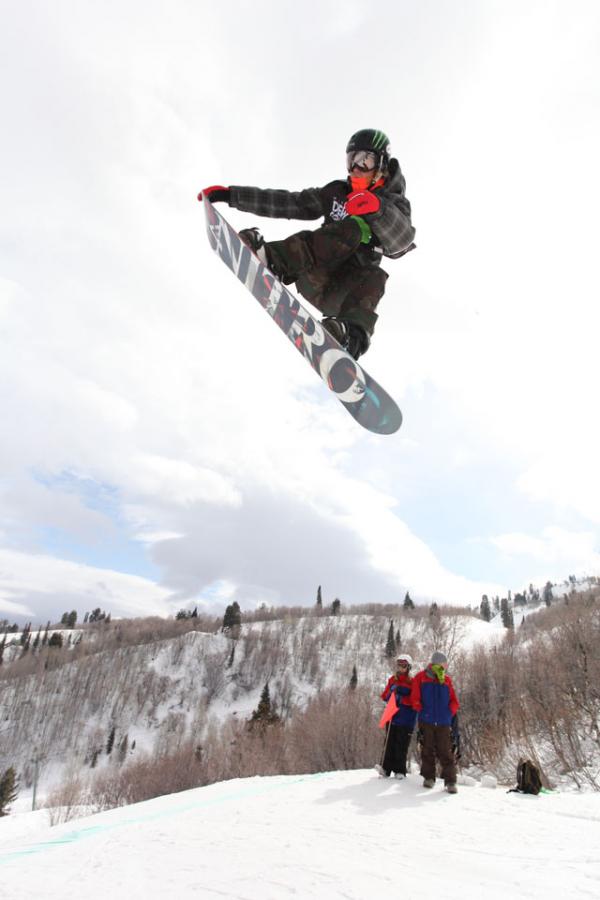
376,654,417,778
410,651,460,793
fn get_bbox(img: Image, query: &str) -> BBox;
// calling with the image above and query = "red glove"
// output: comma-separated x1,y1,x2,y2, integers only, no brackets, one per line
198,185,230,203
345,190,380,216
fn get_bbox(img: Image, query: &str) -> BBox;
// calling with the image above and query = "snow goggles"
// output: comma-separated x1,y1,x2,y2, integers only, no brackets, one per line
346,150,380,172
396,660,409,667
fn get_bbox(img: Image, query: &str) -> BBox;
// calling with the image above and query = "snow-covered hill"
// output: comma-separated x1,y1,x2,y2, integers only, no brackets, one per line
2,585,599,801
0,610,492,790
1,768,599,899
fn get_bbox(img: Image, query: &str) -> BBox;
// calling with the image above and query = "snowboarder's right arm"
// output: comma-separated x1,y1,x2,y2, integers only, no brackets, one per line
227,185,325,221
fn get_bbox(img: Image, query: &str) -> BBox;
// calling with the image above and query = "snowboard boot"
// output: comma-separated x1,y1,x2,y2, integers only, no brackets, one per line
423,778,435,789
445,782,458,794
322,317,370,361
239,227,269,267
374,764,390,778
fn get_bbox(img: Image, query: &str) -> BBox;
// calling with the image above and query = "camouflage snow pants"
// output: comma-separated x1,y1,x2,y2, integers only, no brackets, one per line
265,217,388,337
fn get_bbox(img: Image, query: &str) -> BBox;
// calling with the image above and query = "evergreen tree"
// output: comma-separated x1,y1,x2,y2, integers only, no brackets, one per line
480,596,491,622
403,591,415,610
543,581,554,607
89,608,107,623
316,585,323,609
0,635,5,666
222,602,242,631
67,610,77,629
20,625,32,656
191,607,198,619
384,620,396,658
42,621,50,647
429,602,439,618
106,726,116,755
349,665,358,690
48,632,63,649
500,598,514,629
331,598,341,616
0,767,19,817
249,682,279,727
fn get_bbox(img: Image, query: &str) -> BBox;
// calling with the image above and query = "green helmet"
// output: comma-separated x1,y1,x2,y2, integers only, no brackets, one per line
346,129,391,172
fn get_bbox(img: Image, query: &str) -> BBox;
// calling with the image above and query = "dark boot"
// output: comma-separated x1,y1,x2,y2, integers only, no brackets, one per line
239,228,269,267
322,318,370,360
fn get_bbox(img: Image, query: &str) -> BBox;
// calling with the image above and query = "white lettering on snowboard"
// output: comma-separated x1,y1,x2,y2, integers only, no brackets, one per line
210,214,367,406
210,220,260,292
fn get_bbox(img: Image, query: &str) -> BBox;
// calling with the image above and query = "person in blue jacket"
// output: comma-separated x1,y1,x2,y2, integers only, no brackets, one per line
376,654,418,778
410,650,460,793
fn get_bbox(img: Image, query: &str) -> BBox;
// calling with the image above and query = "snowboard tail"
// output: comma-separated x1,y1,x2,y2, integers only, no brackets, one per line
201,195,402,435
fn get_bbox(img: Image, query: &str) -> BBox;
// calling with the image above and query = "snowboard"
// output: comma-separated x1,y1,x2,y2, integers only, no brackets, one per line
200,194,403,435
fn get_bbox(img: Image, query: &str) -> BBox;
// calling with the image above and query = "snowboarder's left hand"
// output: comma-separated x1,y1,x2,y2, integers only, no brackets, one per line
198,186,230,204
345,190,380,216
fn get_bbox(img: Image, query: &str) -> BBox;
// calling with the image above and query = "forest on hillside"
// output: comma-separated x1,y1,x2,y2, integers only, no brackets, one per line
1,584,599,823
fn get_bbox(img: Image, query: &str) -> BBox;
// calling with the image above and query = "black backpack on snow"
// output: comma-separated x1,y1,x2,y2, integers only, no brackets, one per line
509,759,542,795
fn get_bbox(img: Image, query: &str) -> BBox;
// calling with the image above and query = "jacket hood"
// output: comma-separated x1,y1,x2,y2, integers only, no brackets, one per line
385,158,408,198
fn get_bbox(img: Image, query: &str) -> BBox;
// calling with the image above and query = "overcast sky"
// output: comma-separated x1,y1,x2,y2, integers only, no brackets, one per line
1,0,600,624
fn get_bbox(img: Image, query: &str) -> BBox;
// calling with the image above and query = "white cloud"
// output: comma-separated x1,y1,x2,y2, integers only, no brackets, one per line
1,2,599,620
488,527,600,581
517,441,600,526
0,549,175,622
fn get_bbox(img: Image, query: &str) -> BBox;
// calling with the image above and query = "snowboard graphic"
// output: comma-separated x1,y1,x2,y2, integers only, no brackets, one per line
200,195,402,435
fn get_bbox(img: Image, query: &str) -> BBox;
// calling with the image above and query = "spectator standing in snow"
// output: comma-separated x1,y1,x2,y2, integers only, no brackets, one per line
376,654,417,778
410,651,460,794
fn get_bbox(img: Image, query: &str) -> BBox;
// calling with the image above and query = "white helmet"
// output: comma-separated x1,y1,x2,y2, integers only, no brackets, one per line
396,654,413,667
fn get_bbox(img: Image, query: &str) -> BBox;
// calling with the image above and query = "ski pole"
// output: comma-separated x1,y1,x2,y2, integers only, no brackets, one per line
379,720,392,768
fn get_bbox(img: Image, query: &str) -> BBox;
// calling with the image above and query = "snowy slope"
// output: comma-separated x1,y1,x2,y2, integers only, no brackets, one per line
1,769,599,899
1,611,500,790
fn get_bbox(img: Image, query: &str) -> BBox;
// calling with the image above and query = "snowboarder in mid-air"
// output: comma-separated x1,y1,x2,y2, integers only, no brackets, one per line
201,129,416,360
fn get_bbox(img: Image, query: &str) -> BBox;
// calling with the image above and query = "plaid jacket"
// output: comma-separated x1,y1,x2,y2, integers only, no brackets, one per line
229,158,416,262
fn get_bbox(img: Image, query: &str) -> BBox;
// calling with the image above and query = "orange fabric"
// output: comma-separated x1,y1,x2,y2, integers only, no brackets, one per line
349,174,386,192
379,692,399,728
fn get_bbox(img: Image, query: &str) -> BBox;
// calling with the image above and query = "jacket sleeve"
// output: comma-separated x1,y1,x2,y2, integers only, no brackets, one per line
447,677,460,716
360,159,416,258
409,674,422,711
229,185,325,220
380,676,393,701
366,194,415,258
